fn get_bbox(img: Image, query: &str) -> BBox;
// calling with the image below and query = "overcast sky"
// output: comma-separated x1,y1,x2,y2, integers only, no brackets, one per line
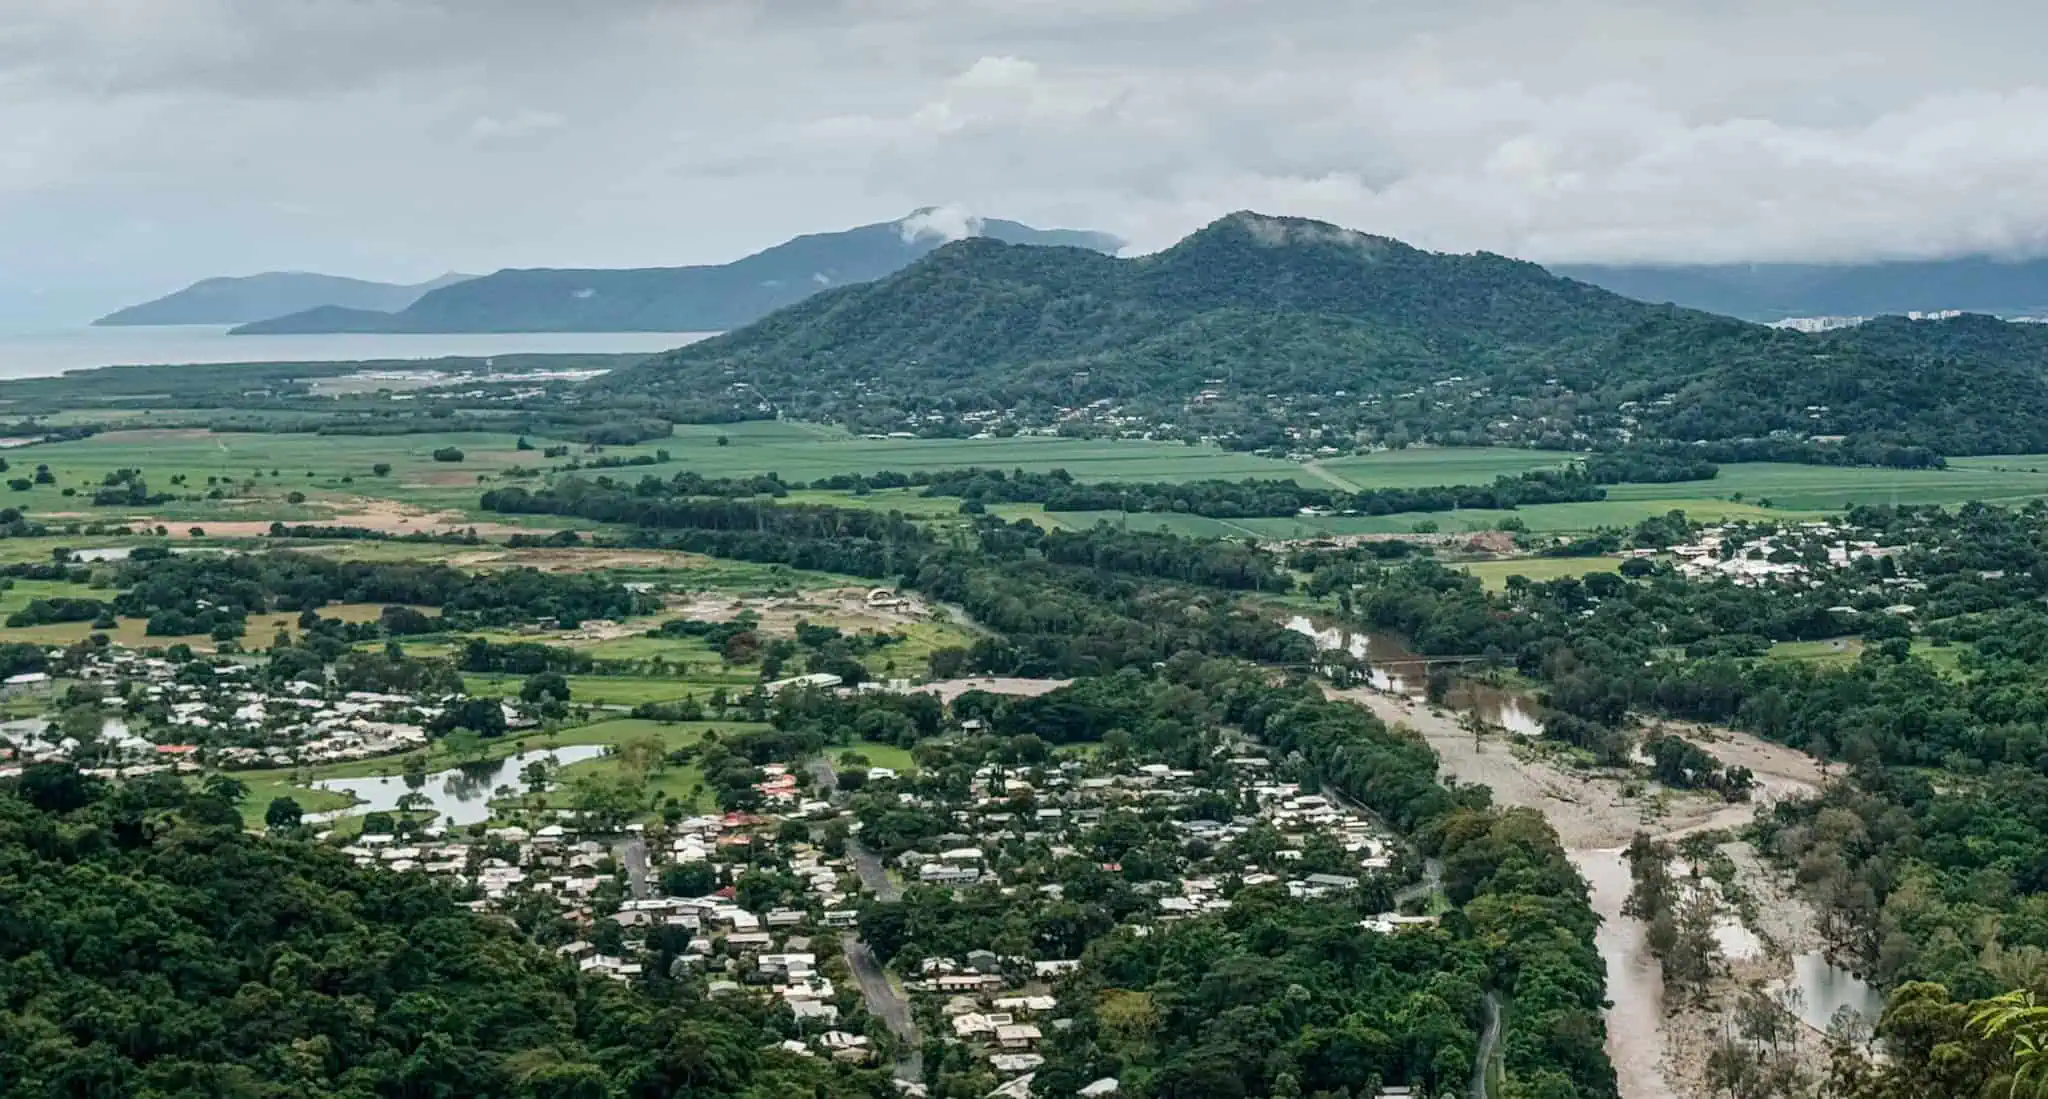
4,0,2045,324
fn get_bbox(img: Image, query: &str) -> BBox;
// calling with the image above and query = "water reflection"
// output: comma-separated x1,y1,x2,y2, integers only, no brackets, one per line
1287,615,1549,734
1448,683,1546,736
1569,847,1678,1099
68,546,237,562
1775,952,1886,1033
1284,615,1419,693
310,744,606,827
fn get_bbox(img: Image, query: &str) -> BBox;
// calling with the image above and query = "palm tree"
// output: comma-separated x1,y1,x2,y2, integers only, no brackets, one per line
1971,990,2048,1096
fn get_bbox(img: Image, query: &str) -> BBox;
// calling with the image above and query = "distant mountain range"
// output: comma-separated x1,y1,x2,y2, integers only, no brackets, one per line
93,272,473,327
598,211,2048,456
224,211,1122,335
1557,256,2048,322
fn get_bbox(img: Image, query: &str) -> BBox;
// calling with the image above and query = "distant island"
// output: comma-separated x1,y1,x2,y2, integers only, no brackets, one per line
93,272,472,327
228,210,1123,335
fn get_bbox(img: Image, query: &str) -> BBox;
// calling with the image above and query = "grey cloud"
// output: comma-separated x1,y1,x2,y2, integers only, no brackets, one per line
2,0,2046,324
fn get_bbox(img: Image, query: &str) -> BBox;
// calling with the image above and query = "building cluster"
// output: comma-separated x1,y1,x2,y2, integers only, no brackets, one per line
1650,521,1905,587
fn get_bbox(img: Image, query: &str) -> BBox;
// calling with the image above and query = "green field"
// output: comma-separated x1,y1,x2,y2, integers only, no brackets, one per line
2,602,397,651
1312,448,1573,489
559,421,1306,483
1458,556,1623,591
463,673,735,707
233,717,755,783
833,740,919,773
1604,461,2048,510
7,426,575,522
0,578,107,618
1768,637,1967,674
1031,457,2048,537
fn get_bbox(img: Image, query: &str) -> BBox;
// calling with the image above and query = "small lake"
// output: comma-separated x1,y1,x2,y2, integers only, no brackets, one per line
310,744,606,827
1775,952,1887,1033
1285,615,1422,692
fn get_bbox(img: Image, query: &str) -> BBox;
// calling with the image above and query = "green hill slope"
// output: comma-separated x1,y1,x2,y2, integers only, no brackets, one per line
601,212,2048,456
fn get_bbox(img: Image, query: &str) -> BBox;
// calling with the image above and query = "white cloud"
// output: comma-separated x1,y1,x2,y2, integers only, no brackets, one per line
899,205,985,242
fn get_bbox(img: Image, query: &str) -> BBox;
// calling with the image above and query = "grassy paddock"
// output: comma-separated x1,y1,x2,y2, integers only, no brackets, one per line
2,602,396,651
5,426,573,520
462,673,742,707
1604,461,2048,511
1767,637,1967,674
1457,556,1623,591
1313,447,1574,489
831,740,919,773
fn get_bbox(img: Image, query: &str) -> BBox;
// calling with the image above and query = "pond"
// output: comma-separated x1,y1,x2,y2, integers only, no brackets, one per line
1284,615,1422,693
1775,952,1887,1034
68,546,239,562
1448,682,1547,737
309,744,607,827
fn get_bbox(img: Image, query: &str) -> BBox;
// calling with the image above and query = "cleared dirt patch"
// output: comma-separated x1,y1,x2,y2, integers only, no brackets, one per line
446,547,713,572
913,677,1074,704
673,587,935,634
130,498,547,538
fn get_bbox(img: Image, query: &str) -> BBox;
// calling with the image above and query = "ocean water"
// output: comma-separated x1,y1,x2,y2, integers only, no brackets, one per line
0,326,717,381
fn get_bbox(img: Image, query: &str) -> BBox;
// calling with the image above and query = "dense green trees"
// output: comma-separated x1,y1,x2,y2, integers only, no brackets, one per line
110,551,659,635
980,665,1617,1098
836,464,1612,519
597,213,2048,456
0,766,887,1098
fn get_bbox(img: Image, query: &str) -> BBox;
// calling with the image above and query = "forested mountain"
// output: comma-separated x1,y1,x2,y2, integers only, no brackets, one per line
1558,255,2048,321
599,212,2048,455
232,211,1121,335
0,767,882,1098
93,271,471,326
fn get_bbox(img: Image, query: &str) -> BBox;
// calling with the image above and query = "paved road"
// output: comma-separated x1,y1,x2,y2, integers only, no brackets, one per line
804,755,838,797
1471,991,1504,1099
1394,857,1444,908
843,932,923,1082
615,837,650,900
849,839,901,902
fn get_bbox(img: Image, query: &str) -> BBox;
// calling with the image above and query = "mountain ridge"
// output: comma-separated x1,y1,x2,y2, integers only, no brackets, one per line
93,271,472,327
596,211,2048,456
231,211,1122,335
